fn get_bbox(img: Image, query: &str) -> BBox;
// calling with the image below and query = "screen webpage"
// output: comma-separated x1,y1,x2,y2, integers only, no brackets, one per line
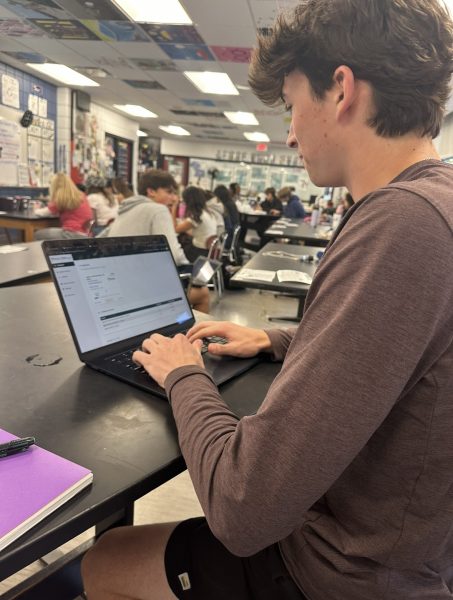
49,250,192,353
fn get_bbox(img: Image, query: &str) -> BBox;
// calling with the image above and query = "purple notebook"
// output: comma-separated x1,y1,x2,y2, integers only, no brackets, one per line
0,429,93,552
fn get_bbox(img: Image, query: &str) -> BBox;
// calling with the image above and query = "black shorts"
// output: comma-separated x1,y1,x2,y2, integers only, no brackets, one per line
164,517,307,600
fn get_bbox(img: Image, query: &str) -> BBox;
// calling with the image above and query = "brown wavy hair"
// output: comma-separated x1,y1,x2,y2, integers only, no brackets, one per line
249,0,453,138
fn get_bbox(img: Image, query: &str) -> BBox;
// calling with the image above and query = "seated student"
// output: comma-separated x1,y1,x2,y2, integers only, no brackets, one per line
205,189,226,236
213,185,240,247
99,170,209,313
173,186,218,262
336,192,354,217
279,186,306,218
34,173,93,239
260,187,283,215
86,175,119,227
110,177,134,204
229,182,242,208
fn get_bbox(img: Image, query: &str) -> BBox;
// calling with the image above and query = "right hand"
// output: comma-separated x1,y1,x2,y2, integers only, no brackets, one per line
186,321,272,358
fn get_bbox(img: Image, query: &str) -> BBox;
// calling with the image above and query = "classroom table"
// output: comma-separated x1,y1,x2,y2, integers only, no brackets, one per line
263,218,332,247
238,209,280,250
0,282,280,598
230,242,321,321
0,210,58,243
0,241,50,287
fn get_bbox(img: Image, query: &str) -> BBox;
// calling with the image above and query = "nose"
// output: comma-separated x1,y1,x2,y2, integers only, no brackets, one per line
286,122,297,149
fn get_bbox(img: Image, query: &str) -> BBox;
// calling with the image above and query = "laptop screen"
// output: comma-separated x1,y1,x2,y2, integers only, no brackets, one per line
44,236,193,353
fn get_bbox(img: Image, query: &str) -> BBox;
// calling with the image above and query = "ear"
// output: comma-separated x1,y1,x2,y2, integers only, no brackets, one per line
146,187,155,199
332,65,356,120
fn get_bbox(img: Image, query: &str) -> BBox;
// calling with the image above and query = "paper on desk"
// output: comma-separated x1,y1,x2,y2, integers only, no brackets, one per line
283,222,299,227
266,229,284,235
236,268,276,282
0,245,28,254
276,270,313,284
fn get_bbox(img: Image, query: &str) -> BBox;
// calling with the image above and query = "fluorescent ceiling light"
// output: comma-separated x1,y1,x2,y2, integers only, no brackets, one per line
26,63,99,87
243,132,270,142
137,130,147,137
114,104,158,118
184,71,239,95
159,125,191,136
224,111,259,125
112,0,192,23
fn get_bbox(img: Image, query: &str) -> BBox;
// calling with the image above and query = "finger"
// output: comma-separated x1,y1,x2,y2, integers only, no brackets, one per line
186,321,217,337
206,341,236,356
187,323,228,342
192,339,204,353
132,349,150,364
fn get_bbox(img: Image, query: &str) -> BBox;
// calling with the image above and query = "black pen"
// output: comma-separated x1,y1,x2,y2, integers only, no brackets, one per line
0,437,36,458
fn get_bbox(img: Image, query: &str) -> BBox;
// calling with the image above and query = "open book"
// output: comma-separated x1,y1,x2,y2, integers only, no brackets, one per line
0,429,93,552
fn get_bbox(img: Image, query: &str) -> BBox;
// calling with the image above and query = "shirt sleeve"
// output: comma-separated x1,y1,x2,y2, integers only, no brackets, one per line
168,190,453,557
152,207,189,265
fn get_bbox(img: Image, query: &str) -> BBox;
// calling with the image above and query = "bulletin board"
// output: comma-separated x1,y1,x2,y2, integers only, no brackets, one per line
0,99,55,187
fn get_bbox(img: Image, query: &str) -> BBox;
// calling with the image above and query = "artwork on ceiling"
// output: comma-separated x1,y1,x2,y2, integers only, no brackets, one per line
95,56,132,68
2,50,46,61
171,109,224,118
57,0,128,20
183,99,216,107
140,24,204,44
0,0,69,19
28,18,100,39
75,67,111,78
158,43,215,61
128,58,178,72
0,19,42,36
210,46,252,63
81,20,148,42
123,80,166,90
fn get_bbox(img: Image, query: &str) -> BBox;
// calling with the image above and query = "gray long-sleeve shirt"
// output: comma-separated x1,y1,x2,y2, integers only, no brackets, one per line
165,160,453,599
99,195,189,265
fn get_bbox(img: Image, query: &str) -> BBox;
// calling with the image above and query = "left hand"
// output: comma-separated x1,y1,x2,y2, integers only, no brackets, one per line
133,333,204,388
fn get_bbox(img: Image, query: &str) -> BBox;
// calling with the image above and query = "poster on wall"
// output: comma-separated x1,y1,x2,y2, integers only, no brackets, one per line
1,74,20,109
28,135,41,161
42,139,54,163
38,97,48,118
0,119,20,185
28,93,39,114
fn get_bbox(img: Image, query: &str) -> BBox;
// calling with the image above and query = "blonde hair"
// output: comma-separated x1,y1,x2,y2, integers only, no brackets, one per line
50,173,83,212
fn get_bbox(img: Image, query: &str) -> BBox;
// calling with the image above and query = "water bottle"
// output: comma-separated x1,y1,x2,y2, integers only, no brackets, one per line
310,205,320,227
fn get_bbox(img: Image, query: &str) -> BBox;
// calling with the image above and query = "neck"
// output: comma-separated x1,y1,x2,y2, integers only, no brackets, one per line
344,133,440,200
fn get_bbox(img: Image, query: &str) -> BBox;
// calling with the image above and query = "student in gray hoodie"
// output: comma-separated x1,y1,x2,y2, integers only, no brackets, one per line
100,170,209,313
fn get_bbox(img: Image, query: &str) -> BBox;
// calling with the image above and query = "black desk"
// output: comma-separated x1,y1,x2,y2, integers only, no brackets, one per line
231,242,320,321
239,210,279,250
0,241,50,287
0,211,58,243
0,283,280,596
263,218,332,247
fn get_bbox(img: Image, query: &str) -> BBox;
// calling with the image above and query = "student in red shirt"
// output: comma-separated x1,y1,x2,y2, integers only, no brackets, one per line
34,173,93,239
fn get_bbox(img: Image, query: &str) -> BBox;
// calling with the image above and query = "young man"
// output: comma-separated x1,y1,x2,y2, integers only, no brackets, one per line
99,169,210,314
279,186,306,219
82,1,453,599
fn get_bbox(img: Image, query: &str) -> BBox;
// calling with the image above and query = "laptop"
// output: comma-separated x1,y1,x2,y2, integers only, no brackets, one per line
42,235,259,398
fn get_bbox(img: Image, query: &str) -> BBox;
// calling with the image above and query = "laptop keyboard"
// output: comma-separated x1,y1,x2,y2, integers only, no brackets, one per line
105,336,228,373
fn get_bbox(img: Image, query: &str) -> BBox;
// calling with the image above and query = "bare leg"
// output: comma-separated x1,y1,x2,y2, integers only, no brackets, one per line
81,522,180,600
188,286,210,313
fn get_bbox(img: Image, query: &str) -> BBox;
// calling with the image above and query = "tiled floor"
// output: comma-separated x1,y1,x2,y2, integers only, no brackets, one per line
0,285,300,596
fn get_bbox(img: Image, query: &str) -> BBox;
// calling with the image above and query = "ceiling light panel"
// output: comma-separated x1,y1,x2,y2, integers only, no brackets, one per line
159,125,191,136
243,132,270,142
184,71,239,95
26,63,99,87
224,111,259,125
113,104,158,118
112,0,192,24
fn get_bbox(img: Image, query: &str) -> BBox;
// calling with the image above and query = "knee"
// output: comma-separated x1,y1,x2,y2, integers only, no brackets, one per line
81,528,121,590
